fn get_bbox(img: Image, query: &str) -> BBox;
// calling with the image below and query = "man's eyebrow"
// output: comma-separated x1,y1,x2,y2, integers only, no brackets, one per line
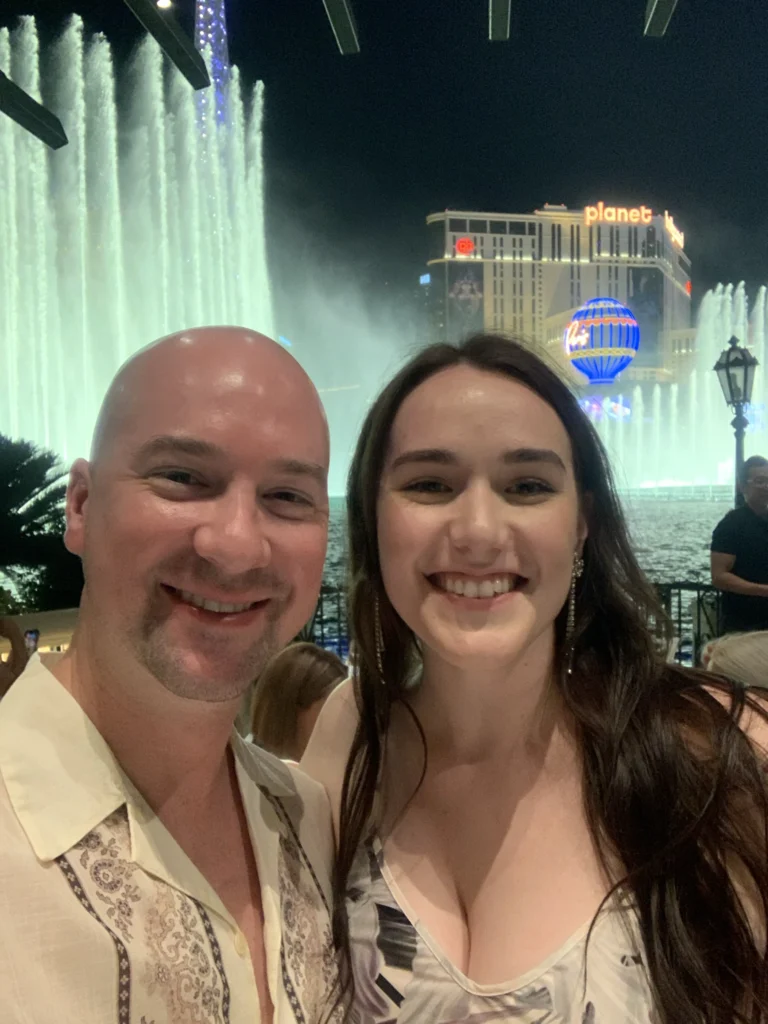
501,447,567,471
135,435,225,460
269,458,327,486
134,440,327,485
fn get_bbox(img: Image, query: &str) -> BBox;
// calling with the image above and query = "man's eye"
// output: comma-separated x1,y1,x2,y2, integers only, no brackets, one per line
268,491,312,506
155,470,201,486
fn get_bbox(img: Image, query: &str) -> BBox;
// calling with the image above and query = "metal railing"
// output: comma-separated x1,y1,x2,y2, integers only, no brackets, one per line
299,584,349,660
305,581,724,668
655,581,722,666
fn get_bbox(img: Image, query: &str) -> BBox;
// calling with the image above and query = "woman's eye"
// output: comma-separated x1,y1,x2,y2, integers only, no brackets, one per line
509,478,555,497
402,480,451,495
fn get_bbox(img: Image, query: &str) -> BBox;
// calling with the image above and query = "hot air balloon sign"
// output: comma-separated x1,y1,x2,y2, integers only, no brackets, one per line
564,297,640,385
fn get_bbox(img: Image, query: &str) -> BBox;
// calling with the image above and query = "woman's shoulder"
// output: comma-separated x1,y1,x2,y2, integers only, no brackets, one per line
301,676,360,836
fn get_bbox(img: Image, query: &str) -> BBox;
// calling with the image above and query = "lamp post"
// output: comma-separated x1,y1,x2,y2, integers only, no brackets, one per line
713,335,759,508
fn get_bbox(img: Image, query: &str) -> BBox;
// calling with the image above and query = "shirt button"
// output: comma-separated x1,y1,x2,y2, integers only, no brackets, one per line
234,930,249,958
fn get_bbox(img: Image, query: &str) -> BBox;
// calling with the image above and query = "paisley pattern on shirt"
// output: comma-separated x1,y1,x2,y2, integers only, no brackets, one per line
346,839,659,1024
268,791,343,1024
58,808,230,1024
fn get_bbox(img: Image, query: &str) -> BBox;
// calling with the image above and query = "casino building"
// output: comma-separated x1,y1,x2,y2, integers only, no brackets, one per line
424,203,694,384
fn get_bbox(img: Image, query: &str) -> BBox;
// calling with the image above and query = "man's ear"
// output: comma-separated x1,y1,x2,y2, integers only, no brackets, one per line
64,459,92,558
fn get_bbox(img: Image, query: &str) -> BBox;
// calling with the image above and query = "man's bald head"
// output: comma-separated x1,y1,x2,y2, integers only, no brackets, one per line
91,326,327,465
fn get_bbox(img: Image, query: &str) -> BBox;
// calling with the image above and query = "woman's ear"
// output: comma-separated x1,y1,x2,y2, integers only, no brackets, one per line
577,492,592,555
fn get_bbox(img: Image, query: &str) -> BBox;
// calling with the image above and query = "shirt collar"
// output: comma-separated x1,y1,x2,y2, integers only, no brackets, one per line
0,657,296,864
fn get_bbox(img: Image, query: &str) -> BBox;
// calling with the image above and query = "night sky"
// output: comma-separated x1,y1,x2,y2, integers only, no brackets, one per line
6,0,768,306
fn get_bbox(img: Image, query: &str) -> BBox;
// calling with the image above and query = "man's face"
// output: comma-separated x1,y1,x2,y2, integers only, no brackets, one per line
65,347,329,703
742,466,768,516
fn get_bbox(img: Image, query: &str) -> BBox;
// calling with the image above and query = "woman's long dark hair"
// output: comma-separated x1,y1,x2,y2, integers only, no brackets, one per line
332,333,768,1023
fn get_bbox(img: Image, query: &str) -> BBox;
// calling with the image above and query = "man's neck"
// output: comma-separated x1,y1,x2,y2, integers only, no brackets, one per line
53,629,241,816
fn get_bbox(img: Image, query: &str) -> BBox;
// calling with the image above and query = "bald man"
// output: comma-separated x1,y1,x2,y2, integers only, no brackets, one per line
0,328,339,1023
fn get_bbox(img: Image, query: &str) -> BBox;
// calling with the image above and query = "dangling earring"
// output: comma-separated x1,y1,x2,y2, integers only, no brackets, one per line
374,593,387,687
566,554,584,676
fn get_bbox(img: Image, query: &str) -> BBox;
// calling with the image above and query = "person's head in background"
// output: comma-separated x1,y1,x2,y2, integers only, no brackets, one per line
738,455,768,516
707,630,768,689
23,629,40,654
250,642,346,761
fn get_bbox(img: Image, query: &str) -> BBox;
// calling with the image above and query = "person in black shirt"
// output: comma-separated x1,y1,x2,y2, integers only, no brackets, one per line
711,455,768,633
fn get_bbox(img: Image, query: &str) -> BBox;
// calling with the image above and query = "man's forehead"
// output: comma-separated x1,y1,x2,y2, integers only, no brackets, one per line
92,328,327,464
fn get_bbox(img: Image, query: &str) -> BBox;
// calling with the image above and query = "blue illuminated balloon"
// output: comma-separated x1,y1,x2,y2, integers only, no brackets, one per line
563,297,640,385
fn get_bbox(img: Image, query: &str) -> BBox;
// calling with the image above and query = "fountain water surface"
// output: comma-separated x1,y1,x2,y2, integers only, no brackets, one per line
0,15,272,462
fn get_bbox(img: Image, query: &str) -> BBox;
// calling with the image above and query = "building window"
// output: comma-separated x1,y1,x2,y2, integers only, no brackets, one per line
528,223,536,235
448,218,466,232
508,221,527,235
489,220,506,234
469,219,487,233
428,220,445,260
642,226,656,258
596,226,602,256
589,227,593,262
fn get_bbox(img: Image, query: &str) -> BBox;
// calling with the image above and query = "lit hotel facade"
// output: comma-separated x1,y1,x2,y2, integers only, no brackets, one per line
425,203,693,383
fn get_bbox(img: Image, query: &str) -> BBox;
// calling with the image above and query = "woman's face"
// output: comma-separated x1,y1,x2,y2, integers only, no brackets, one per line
377,365,586,670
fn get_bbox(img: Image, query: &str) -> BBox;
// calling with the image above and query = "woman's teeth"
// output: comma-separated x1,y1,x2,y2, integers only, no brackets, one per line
436,574,519,598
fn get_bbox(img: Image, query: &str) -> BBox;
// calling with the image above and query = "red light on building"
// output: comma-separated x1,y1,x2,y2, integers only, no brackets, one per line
456,236,475,255
685,280,692,295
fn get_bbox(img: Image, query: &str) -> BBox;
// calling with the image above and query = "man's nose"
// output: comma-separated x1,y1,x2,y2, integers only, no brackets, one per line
192,486,271,575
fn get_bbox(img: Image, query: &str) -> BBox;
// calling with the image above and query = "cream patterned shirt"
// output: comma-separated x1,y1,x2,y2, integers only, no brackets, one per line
0,658,339,1024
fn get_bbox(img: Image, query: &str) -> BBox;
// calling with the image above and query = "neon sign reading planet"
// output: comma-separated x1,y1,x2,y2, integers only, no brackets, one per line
585,203,685,248
585,203,653,225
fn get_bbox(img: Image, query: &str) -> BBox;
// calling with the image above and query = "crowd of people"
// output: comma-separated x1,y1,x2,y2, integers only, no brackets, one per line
1,326,767,1023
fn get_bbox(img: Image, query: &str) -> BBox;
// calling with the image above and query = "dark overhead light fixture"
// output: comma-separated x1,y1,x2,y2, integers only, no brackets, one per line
643,0,679,37
122,0,211,89
322,0,360,55
0,70,68,149
489,0,512,41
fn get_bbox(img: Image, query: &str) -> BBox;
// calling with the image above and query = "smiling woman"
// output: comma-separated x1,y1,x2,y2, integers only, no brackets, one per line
303,333,768,1024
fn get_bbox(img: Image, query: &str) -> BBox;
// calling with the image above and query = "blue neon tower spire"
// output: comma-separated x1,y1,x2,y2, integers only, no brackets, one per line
195,0,231,125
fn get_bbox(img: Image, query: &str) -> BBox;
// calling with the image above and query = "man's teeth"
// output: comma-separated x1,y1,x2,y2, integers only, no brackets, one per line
439,575,518,598
179,590,255,614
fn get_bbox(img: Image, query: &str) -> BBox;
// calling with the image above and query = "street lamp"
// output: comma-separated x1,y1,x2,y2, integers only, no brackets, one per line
713,335,759,507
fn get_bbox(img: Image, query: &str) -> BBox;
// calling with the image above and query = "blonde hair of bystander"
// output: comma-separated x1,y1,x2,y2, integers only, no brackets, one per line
250,642,346,760
707,630,768,689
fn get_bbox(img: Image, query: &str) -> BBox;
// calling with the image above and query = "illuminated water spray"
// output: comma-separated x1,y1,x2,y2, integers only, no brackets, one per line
0,15,273,461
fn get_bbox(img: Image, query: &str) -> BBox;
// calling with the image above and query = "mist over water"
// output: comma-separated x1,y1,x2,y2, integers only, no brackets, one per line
270,247,420,495
0,15,272,462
